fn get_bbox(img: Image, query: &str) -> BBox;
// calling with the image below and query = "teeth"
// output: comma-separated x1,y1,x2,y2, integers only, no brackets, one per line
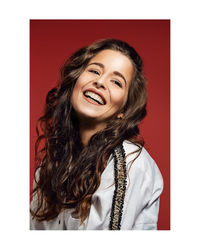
84,91,104,105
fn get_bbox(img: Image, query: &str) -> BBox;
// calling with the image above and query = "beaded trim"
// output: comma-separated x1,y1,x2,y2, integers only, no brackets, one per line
109,144,127,230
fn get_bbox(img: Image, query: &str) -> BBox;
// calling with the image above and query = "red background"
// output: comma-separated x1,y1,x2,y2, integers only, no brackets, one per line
30,20,170,230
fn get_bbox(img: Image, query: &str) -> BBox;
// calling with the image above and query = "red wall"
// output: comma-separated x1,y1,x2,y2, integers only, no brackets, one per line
30,20,170,230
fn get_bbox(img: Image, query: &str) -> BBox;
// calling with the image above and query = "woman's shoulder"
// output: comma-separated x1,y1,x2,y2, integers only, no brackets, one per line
122,139,155,166
122,140,163,185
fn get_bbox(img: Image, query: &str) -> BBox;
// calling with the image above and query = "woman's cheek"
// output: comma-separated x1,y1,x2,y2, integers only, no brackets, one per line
112,92,127,108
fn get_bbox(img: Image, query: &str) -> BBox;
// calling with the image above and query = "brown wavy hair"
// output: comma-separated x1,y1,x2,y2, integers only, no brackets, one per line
30,38,147,224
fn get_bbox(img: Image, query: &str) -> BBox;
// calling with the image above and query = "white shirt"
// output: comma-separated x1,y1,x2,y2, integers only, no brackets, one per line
30,140,164,230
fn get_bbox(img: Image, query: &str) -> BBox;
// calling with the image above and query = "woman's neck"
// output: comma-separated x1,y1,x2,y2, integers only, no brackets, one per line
78,118,106,146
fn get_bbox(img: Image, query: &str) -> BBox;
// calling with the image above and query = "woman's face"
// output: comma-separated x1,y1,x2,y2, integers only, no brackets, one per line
71,49,134,127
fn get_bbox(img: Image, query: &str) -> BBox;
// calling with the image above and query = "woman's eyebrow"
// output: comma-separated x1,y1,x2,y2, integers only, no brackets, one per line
88,62,104,68
88,62,127,85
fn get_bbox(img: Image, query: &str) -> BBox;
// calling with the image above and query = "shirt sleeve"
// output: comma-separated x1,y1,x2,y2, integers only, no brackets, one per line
30,165,68,230
121,142,164,230
30,171,66,230
131,155,164,230
132,162,163,229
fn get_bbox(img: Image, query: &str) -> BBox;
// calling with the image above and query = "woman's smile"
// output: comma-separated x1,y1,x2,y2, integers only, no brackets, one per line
83,88,106,105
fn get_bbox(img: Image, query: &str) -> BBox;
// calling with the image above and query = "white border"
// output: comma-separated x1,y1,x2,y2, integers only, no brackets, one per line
1,0,200,249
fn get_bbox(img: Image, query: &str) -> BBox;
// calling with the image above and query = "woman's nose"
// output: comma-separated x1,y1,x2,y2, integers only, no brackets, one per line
93,79,106,89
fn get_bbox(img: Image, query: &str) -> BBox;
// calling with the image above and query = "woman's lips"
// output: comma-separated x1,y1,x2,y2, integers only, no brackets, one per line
84,91,104,105
83,88,106,105
83,93,104,106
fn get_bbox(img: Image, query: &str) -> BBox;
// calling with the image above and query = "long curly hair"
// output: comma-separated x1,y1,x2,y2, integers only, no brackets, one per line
30,38,147,223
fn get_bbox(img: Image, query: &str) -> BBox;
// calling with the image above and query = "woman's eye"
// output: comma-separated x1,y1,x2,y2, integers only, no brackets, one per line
88,69,100,75
113,80,122,88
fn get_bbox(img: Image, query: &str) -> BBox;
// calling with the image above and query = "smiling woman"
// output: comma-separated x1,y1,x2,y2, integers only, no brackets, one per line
30,39,164,230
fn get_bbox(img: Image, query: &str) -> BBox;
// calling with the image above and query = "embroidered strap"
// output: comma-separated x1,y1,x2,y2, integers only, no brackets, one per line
109,144,127,230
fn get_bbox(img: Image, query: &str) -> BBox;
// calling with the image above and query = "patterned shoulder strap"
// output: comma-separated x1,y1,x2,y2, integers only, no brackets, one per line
109,144,127,230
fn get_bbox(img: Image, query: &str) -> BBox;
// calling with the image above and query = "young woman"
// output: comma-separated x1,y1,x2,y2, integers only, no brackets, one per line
30,38,164,230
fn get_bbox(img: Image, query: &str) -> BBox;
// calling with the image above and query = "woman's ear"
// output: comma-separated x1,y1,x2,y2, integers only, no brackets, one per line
117,113,124,119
